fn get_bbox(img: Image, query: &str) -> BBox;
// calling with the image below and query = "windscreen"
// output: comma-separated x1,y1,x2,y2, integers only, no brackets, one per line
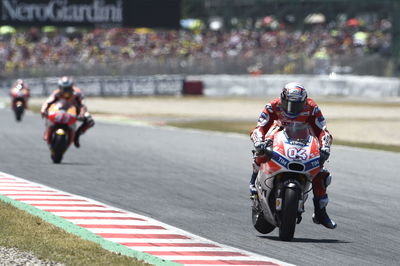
284,122,310,141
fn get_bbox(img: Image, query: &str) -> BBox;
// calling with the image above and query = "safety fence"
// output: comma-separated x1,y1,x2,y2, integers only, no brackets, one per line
2,74,400,99
187,74,400,98
1,53,393,80
0,75,184,97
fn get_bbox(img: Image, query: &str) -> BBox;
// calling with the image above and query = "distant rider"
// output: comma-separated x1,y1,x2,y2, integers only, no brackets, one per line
249,82,337,229
40,76,95,148
10,79,30,109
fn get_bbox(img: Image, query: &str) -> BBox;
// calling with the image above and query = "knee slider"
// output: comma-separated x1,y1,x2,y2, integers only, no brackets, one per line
324,174,332,188
319,169,332,189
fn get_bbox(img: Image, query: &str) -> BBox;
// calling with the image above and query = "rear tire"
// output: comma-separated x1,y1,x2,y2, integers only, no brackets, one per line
252,202,275,234
279,188,299,241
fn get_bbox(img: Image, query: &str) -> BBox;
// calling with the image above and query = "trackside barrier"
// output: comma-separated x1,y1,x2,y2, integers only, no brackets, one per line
0,75,185,97
182,80,204,95
186,74,400,98
1,74,399,98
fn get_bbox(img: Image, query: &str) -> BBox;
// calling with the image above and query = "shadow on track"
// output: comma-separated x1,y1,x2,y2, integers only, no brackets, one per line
258,236,350,244
48,162,94,166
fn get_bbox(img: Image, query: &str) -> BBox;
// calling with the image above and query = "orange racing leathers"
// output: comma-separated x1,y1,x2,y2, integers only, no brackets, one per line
41,86,86,117
40,86,94,144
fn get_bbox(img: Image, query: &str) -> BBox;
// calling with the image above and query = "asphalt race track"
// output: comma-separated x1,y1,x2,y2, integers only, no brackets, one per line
1,108,399,266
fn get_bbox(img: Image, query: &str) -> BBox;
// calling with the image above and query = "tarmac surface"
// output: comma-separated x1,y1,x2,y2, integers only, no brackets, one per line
0,106,399,266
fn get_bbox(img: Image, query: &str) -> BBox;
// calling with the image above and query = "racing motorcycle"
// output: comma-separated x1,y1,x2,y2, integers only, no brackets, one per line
10,85,29,121
44,99,78,164
252,122,324,241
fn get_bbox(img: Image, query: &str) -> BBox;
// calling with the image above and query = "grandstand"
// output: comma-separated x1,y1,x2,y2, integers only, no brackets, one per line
0,0,398,79
185,0,400,70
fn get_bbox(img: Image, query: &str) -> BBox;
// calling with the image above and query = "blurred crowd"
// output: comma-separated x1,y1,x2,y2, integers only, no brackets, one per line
0,18,392,78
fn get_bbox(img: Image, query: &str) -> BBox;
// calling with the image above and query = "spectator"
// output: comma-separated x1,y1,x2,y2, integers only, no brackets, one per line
0,18,392,77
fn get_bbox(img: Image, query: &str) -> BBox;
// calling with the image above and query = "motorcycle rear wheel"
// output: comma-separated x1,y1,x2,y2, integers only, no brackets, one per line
279,188,299,241
252,202,275,234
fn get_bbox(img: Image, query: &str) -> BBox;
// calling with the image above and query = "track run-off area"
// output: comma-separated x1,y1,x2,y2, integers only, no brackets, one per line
0,105,399,265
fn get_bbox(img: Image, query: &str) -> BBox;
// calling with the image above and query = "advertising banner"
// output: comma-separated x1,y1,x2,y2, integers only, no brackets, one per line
0,0,180,28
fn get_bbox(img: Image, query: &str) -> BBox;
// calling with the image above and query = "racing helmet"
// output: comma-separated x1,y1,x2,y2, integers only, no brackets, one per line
280,82,307,117
58,76,74,98
14,79,27,90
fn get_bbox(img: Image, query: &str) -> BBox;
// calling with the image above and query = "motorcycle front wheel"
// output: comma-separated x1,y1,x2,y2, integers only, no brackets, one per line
279,188,299,241
51,133,68,164
14,105,24,121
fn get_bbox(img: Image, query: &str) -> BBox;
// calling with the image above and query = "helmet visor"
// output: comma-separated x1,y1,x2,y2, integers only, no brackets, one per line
61,87,73,98
281,97,305,115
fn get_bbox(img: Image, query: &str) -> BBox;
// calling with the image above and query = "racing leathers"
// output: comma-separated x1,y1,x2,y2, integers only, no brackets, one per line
40,86,95,148
250,97,336,229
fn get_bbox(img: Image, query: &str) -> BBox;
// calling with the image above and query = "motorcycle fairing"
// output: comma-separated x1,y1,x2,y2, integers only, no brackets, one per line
262,128,321,180
48,100,78,126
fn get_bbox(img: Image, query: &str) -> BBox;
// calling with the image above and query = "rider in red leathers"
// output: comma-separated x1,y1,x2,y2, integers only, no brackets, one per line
40,76,95,148
250,82,337,229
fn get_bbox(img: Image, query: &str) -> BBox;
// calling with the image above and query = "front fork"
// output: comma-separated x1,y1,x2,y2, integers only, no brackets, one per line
275,180,306,225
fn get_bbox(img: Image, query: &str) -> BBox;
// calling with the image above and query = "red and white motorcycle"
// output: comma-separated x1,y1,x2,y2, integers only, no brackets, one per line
10,85,29,121
252,121,324,241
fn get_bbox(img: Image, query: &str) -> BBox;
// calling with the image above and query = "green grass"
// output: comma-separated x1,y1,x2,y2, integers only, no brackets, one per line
169,120,255,135
167,120,400,153
332,140,400,153
0,201,149,266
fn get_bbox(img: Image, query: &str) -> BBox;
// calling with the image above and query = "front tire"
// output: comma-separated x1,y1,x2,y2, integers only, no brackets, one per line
51,153,63,164
279,188,299,241
14,105,24,121
51,132,68,164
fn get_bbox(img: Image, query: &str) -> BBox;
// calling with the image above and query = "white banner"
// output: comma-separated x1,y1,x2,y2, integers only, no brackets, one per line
186,74,400,98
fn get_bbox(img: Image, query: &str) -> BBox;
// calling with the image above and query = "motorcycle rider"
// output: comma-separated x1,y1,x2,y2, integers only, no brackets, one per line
40,76,95,148
10,79,30,109
250,82,337,229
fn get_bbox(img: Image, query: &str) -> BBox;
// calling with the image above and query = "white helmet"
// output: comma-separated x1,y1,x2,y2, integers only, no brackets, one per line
280,82,307,116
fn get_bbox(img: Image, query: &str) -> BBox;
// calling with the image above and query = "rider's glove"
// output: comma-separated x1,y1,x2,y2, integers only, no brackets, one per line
254,141,266,152
319,146,330,164
83,112,95,127
41,111,48,118
254,139,273,152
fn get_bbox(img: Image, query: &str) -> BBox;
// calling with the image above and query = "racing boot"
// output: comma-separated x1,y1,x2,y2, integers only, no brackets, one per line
249,172,257,199
249,159,260,199
74,113,95,148
312,195,337,229
74,126,83,148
